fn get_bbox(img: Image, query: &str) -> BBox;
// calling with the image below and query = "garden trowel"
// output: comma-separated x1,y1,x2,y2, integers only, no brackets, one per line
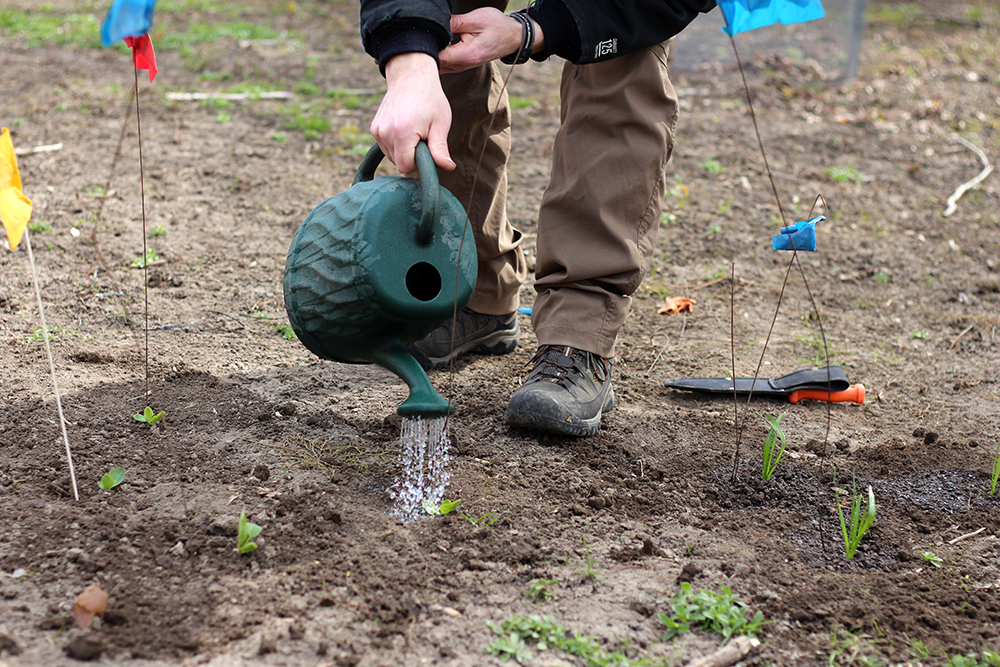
663,366,865,404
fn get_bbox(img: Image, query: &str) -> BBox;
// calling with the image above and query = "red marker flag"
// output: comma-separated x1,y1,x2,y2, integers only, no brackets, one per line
124,34,157,82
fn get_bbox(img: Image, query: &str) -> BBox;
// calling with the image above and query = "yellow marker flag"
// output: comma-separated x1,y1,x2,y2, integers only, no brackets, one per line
0,127,33,251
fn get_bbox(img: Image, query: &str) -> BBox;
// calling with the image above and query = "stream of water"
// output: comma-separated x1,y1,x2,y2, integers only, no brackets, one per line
390,415,452,521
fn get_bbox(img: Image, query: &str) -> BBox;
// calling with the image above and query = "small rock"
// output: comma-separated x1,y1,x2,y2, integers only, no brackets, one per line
0,626,25,655
65,633,105,661
588,496,606,510
258,633,278,655
676,563,701,584
252,464,270,481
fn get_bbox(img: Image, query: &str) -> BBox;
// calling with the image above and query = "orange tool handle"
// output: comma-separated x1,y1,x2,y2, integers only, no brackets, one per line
788,384,865,405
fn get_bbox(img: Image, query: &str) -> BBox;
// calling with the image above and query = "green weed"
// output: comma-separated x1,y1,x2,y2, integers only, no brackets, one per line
98,467,125,491
28,220,52,233
0,9,103,48
28,325,78,341
275,323,296,340
759,412,787,481
835,472,876,559
872,270,891,285
826,623,884,666
486,615,649,666
460,510,499,527
919,550,943,568
659,583,765,644
827,166,864,184
236,507,262,555
131,249,160,268
524,578,557,602
990,441,999,496
794,313,838,366
284,107,331,140
946,650,1000,667
703,157,723,174
148,224,166,237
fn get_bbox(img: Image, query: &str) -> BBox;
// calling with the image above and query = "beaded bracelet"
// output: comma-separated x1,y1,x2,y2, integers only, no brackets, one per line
500,10,534,65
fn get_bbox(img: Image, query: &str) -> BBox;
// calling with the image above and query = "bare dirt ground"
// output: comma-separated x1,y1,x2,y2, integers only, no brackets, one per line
2,1,999,665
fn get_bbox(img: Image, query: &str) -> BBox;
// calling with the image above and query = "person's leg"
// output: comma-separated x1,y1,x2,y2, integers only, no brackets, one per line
407,57,528,370
506,42,678,436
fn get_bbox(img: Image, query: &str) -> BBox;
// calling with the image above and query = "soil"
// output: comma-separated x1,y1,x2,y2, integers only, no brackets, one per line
2,1,1000,665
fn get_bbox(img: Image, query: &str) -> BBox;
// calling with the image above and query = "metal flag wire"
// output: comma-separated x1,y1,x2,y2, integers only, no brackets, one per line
724,34,835,557
133,58,152,402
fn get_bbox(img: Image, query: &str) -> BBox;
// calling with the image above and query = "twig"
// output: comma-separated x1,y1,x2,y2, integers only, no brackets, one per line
13,143,63,156
165,91,296,101
933,125,993,217
949,323,975,350
948,527,985,545
683,636,760,667
24,230,80,501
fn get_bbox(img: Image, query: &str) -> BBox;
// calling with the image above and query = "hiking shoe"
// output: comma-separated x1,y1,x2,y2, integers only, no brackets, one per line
505,345,614,437
407,308,519,370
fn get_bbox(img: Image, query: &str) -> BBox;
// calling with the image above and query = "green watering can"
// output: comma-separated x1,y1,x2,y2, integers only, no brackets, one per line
283,142,477,416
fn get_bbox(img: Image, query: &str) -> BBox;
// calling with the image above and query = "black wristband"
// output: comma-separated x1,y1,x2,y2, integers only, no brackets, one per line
500,10,534,65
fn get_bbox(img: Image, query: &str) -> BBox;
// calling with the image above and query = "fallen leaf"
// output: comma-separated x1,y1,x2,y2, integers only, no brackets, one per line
657,296,696,315
73,584,108,630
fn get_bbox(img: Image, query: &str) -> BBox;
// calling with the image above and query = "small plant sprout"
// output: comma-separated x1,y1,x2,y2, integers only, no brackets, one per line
98,467,125,490
236,507,263,555
133,406,165,425
131,248,160,268
422,498,461,516
990,441,999,497
524,578,557,603
920,550,943,568
659,583,765,644
835,472,876,559
759,412,787,481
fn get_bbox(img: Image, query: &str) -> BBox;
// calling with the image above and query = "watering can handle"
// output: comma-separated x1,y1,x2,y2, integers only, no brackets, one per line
353,141,440,247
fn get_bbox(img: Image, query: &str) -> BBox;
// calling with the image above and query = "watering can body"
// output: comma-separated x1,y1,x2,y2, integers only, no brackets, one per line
283,143,477,416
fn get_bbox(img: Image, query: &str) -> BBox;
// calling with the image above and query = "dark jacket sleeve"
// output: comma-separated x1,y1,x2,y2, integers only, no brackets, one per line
528,0,718,64
359,0,453,75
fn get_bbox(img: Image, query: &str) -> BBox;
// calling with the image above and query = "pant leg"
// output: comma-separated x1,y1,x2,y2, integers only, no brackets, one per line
531,42,678,358
438,61,526,315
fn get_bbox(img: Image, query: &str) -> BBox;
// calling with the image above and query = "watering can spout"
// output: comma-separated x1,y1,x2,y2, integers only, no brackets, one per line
283,141,477,416
371,344,453,417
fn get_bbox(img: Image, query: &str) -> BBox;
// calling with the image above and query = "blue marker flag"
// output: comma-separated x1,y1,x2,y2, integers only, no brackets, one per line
772,215,824,252
101,0,156,47
717,0,825,36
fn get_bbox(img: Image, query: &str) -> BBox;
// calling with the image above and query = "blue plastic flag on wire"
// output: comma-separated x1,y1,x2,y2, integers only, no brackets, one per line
100,0,156,46
772,215,824,252
716,0,825,36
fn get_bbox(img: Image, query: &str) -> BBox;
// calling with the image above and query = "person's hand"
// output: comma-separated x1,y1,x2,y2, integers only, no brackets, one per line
440,8,543,73
370,52,456,174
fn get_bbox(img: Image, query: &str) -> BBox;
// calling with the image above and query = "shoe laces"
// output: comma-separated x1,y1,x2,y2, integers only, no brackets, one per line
527,345,611,385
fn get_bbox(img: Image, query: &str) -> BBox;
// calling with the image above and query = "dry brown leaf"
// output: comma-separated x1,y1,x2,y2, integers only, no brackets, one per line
73,584,108,630
657,296,696,315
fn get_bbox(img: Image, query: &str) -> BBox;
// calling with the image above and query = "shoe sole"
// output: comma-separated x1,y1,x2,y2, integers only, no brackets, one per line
422,325,520,370
505,386,615,437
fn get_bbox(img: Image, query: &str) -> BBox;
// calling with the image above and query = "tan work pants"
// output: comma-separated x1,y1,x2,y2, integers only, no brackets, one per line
441,31,677,359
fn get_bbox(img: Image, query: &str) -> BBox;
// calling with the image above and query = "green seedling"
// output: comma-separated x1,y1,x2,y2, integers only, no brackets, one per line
275,323,296,340
147,224,166,237
487,615,647,666
130,248,159,268
827,166,864,184
990,441,999,496
919,550,943,568
422,498,461,516
236,507,263,555
460,510,499,527
759,412,787,481
524,578,557,602
659,582,765,644
133,406,165,425
835,472,876,559
28,220,52,233
98,467,125,490
947,650,1000,667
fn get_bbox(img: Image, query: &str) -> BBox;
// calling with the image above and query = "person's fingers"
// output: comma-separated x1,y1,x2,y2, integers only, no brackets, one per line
427,123,455,172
